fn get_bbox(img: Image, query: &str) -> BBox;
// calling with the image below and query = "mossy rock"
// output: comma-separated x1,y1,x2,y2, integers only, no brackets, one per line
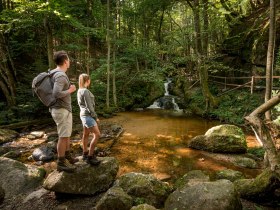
234,169,280,204
131,203,159,210
215,169,244,182
174,170,210,189
114,172,172,208
232,157,258,169
95,186,133,210
0,129,18,144
188,124,247,153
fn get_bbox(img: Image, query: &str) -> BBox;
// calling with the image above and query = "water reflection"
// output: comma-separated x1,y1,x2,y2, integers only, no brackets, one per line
105,110,262,183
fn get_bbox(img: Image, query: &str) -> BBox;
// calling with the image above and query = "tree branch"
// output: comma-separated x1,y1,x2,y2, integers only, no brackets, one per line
186,0,194,9
245,93,280,172
250,94,280,117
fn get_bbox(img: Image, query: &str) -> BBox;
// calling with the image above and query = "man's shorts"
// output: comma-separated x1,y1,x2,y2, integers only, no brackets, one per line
51,108,72,138
80,115,97,128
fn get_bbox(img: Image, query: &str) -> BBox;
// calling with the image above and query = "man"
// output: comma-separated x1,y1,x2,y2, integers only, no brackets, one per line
49,50,77,172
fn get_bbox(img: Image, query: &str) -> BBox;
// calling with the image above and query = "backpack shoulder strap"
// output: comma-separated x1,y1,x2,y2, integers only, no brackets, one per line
49,69,70,87
48,69,60,77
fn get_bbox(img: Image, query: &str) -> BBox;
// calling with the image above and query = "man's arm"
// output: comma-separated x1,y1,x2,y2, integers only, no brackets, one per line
53,76,75,98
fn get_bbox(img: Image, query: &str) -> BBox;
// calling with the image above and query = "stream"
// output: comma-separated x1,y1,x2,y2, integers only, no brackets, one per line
104,109,262,183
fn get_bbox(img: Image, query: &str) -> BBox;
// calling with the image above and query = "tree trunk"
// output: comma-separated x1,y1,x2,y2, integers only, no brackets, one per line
86,36,90,75
44,16,54,69
86,0,92,75
193,0,202,55
202,0,209,56
265,0,276,120
112,49,117,107
245,93,280,173
112,10,117,107
192,0,218,108
0,0,3,12
157,8,165,44
0,79,14,106
106,0,111,109
0,32,16,106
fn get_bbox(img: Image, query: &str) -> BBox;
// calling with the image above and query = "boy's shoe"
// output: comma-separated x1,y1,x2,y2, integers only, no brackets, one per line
57,157,76,173
65,151,79,164
87,155,101,166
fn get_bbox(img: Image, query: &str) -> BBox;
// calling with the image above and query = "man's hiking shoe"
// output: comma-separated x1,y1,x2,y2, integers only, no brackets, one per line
82,151,89,161
87,155,101,166
65,151,79,164
57,157,76,173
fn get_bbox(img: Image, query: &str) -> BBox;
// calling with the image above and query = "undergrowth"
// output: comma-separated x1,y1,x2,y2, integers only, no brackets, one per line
188,86,264,126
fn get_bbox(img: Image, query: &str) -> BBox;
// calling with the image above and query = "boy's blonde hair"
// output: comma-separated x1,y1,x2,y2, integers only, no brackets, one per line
79,73,90,88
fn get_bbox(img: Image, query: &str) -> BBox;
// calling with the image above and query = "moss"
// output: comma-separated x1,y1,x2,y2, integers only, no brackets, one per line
12,161,28,172
235,169,280,201
247,147,265,159
134,197,146,206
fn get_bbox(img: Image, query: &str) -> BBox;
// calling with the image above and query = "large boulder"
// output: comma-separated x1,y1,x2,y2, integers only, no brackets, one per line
188,124,247,153
43,157,118,195
165,179,242,210
0,157,45,199
232,156,258,168
234,169,280,205
95,186,133,210
0,129,18,145
200,152,259,169
130,204,159,210
114,172,172,209
215,169,245,182
174,170,210,189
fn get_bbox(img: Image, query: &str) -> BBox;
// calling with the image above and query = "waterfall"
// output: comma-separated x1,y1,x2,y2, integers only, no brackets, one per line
164,78,172,96
172,98,180,112
147,101,161,109
147,78,182,112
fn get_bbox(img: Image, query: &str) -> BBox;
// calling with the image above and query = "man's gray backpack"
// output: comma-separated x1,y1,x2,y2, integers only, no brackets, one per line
32,70,58,107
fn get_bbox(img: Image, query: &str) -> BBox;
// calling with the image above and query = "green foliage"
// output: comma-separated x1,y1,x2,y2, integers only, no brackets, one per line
88,39,165,111
188,87,263,125
0,0,275,126
270,90,280,122
188,88,206,116
134,197,146,206
209,90,262,125
247,147,265,159
90,61,165,110
276,46,280,75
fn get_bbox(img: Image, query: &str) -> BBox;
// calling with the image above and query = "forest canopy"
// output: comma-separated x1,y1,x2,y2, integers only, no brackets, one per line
0,0,279,125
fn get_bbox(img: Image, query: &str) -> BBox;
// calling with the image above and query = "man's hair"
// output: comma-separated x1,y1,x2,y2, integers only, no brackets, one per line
53,51,69,66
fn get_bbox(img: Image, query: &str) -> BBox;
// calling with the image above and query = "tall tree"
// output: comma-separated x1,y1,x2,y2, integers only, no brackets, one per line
202,0,209,55
106,0,111,109
0,32,16,106
44,17,54,69
187,0,218,108
112,1,118,107
44,0,54,69
265,0,276,120
86,0,92,75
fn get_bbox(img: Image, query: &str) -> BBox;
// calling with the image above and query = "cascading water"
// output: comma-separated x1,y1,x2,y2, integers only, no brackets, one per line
147,78,182,112
164,78,172,96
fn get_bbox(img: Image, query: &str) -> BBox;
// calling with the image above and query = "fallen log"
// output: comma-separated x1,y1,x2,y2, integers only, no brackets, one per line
0,118,54,130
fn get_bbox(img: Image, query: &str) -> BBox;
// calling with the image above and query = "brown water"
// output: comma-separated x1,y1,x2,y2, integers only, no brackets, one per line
104,110,262,183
